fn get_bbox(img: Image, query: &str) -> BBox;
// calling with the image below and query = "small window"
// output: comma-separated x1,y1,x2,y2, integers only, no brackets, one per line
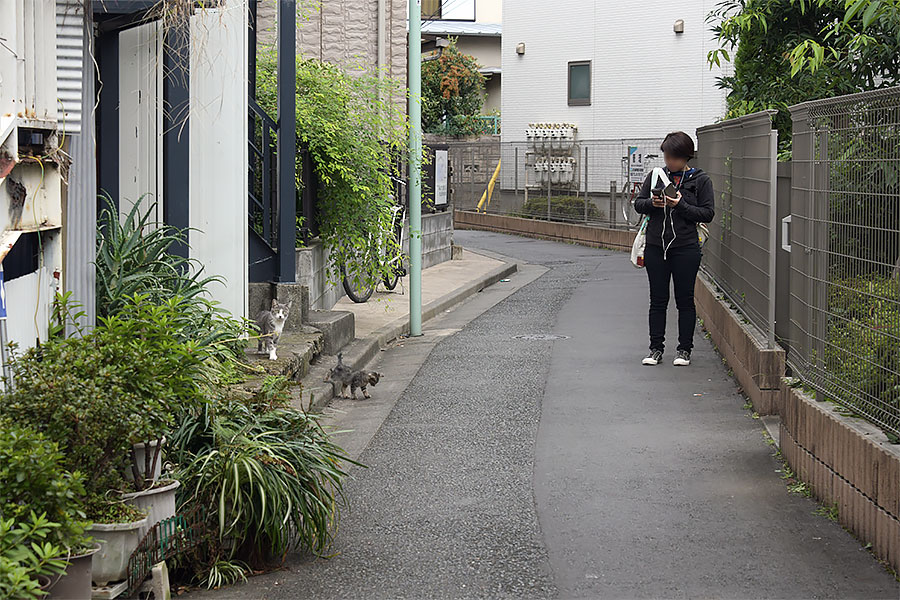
568,61,591,106
422,0,441,19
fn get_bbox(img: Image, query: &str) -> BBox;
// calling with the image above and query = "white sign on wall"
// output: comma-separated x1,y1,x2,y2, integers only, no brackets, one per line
628,146,644,184
434,149,448,206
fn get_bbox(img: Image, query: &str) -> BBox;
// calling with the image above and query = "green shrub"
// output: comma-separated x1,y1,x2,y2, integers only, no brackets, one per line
94,198,247,365
516,195,602,223
255,52,408,289
170,377,359,583
826,275,900,434
0,513,70,600
0,419,89,550
2,296,209,515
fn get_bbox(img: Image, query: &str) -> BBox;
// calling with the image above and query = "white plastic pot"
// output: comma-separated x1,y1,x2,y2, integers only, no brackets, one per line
123,479,180,540
126,437,166,484
87,516,148,586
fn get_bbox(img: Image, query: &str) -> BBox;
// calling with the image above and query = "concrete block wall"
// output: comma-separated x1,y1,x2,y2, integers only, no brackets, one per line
295,241,344,311
297,212,454,310
693,274,785,416
256,0,407,107
780,386,900,572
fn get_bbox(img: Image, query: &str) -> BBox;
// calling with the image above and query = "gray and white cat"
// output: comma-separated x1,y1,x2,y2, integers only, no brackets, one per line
324,353,382,399
255,299,292,360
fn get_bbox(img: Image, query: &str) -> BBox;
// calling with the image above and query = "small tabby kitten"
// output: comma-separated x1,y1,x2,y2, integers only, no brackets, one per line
324,354,382,399
255,299,292,360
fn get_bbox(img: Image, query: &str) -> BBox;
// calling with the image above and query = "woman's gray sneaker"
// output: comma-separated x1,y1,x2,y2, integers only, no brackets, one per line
673,350,691,366
642,350,664,366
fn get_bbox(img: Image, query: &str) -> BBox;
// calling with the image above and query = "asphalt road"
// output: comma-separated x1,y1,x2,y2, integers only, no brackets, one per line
204,231,898,599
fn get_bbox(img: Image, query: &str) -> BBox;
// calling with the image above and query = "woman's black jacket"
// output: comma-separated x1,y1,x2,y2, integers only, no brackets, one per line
633,168,715,249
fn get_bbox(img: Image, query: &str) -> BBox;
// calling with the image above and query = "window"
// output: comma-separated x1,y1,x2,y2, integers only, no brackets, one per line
422,0,441,19
422,0,475,21
568,61,591,106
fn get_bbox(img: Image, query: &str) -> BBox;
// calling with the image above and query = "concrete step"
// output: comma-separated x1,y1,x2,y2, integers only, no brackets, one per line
306,309,355,355
239,329,324,400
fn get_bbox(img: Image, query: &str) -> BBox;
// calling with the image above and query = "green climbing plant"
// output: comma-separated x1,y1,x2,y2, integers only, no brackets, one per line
255,53,408,287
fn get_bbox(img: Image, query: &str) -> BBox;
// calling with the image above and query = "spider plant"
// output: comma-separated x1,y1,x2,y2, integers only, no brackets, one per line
170,378,361,572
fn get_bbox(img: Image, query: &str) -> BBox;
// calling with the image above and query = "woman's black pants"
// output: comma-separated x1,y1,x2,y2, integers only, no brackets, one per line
644,243,702,353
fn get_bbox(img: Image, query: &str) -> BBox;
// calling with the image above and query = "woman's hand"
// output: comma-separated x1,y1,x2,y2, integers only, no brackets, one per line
665,191,682,207
652,193,666,208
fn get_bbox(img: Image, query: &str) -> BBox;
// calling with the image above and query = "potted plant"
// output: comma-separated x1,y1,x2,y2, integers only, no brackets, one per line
0,419,97,598
1,297,208,587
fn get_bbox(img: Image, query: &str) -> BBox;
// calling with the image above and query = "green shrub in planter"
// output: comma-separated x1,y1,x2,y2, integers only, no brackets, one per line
517,195,603,223
0,418,89,550
0,513,70,600
1,296,208,519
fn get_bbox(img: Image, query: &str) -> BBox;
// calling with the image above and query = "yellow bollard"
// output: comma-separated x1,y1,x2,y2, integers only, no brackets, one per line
477,158,502,212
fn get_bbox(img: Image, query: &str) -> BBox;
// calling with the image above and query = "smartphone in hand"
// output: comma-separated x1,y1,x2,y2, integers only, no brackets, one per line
663,182,678,198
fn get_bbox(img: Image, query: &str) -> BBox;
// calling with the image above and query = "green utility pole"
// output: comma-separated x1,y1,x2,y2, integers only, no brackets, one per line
408,0,423,336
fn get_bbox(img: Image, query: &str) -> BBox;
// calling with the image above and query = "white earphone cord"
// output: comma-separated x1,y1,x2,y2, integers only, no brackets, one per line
662,168,686,260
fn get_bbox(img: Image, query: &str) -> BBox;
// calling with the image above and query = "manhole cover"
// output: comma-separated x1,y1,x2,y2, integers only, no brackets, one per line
514,334,570,341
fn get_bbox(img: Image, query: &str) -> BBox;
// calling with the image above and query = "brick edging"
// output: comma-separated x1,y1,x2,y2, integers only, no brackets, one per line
454,210,636,251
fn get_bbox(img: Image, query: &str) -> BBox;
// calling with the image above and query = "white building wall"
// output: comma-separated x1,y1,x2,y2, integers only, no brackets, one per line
502,0,728,143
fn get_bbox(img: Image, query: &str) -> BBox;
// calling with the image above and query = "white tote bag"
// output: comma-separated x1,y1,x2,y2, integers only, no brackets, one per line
630,168,671,268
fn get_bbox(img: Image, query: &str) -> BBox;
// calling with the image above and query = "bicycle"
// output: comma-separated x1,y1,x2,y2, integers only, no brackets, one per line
341,179,408,303
621,153,659,228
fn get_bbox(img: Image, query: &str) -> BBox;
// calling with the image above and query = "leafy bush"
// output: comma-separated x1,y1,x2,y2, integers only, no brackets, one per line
255,52,408,288
422,40,486,136
1,297,209,515
0,513,70,600
516,195,602,223
169,377,359,583
0,419,89,550
826,275,900,434
95,198,247,364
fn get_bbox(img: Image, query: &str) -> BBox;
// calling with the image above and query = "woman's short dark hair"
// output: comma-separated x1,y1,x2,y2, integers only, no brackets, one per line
660,131,694,159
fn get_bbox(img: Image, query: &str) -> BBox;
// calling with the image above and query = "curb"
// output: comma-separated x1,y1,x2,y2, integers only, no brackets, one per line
303,257,519,411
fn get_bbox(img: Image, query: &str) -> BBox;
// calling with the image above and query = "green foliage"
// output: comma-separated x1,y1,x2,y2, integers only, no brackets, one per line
422,40,487,136
826,275,900,434
707,0,900,145
170,377,360,578
0,513,70,600
255,52,408,287
516,195,602,223
0,420,89,551
95,198,247,364
1,297,209,513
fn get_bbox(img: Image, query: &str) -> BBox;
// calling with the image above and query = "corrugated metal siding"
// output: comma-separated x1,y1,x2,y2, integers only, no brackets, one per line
64,5,96,332
56,0,84,134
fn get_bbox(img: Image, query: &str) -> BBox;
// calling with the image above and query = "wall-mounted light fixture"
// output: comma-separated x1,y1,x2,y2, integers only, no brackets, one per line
674,19,685,34
516,42,526,55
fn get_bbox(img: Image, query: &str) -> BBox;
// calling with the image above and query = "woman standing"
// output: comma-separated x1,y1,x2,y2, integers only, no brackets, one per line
633,132,715,367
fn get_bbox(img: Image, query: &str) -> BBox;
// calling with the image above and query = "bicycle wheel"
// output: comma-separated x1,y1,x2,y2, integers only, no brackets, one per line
383,268,401,291
342,262,375,303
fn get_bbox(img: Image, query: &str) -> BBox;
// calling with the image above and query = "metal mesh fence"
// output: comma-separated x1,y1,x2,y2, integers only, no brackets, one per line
790,87,900,438
695,111,778,346
446,138,664,229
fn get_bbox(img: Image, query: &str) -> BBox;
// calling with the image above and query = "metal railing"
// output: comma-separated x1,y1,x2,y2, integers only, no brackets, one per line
248,96,279,251
447,138,665,229
696,111,779,348
789,87,900,438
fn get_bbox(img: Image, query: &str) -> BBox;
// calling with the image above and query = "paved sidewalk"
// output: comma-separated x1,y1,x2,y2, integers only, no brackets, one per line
334,248,504,339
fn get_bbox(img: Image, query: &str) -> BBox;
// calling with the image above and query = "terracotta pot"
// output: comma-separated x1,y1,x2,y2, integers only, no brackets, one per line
123,479,180,539
86,515,148,586
47,543,100,600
